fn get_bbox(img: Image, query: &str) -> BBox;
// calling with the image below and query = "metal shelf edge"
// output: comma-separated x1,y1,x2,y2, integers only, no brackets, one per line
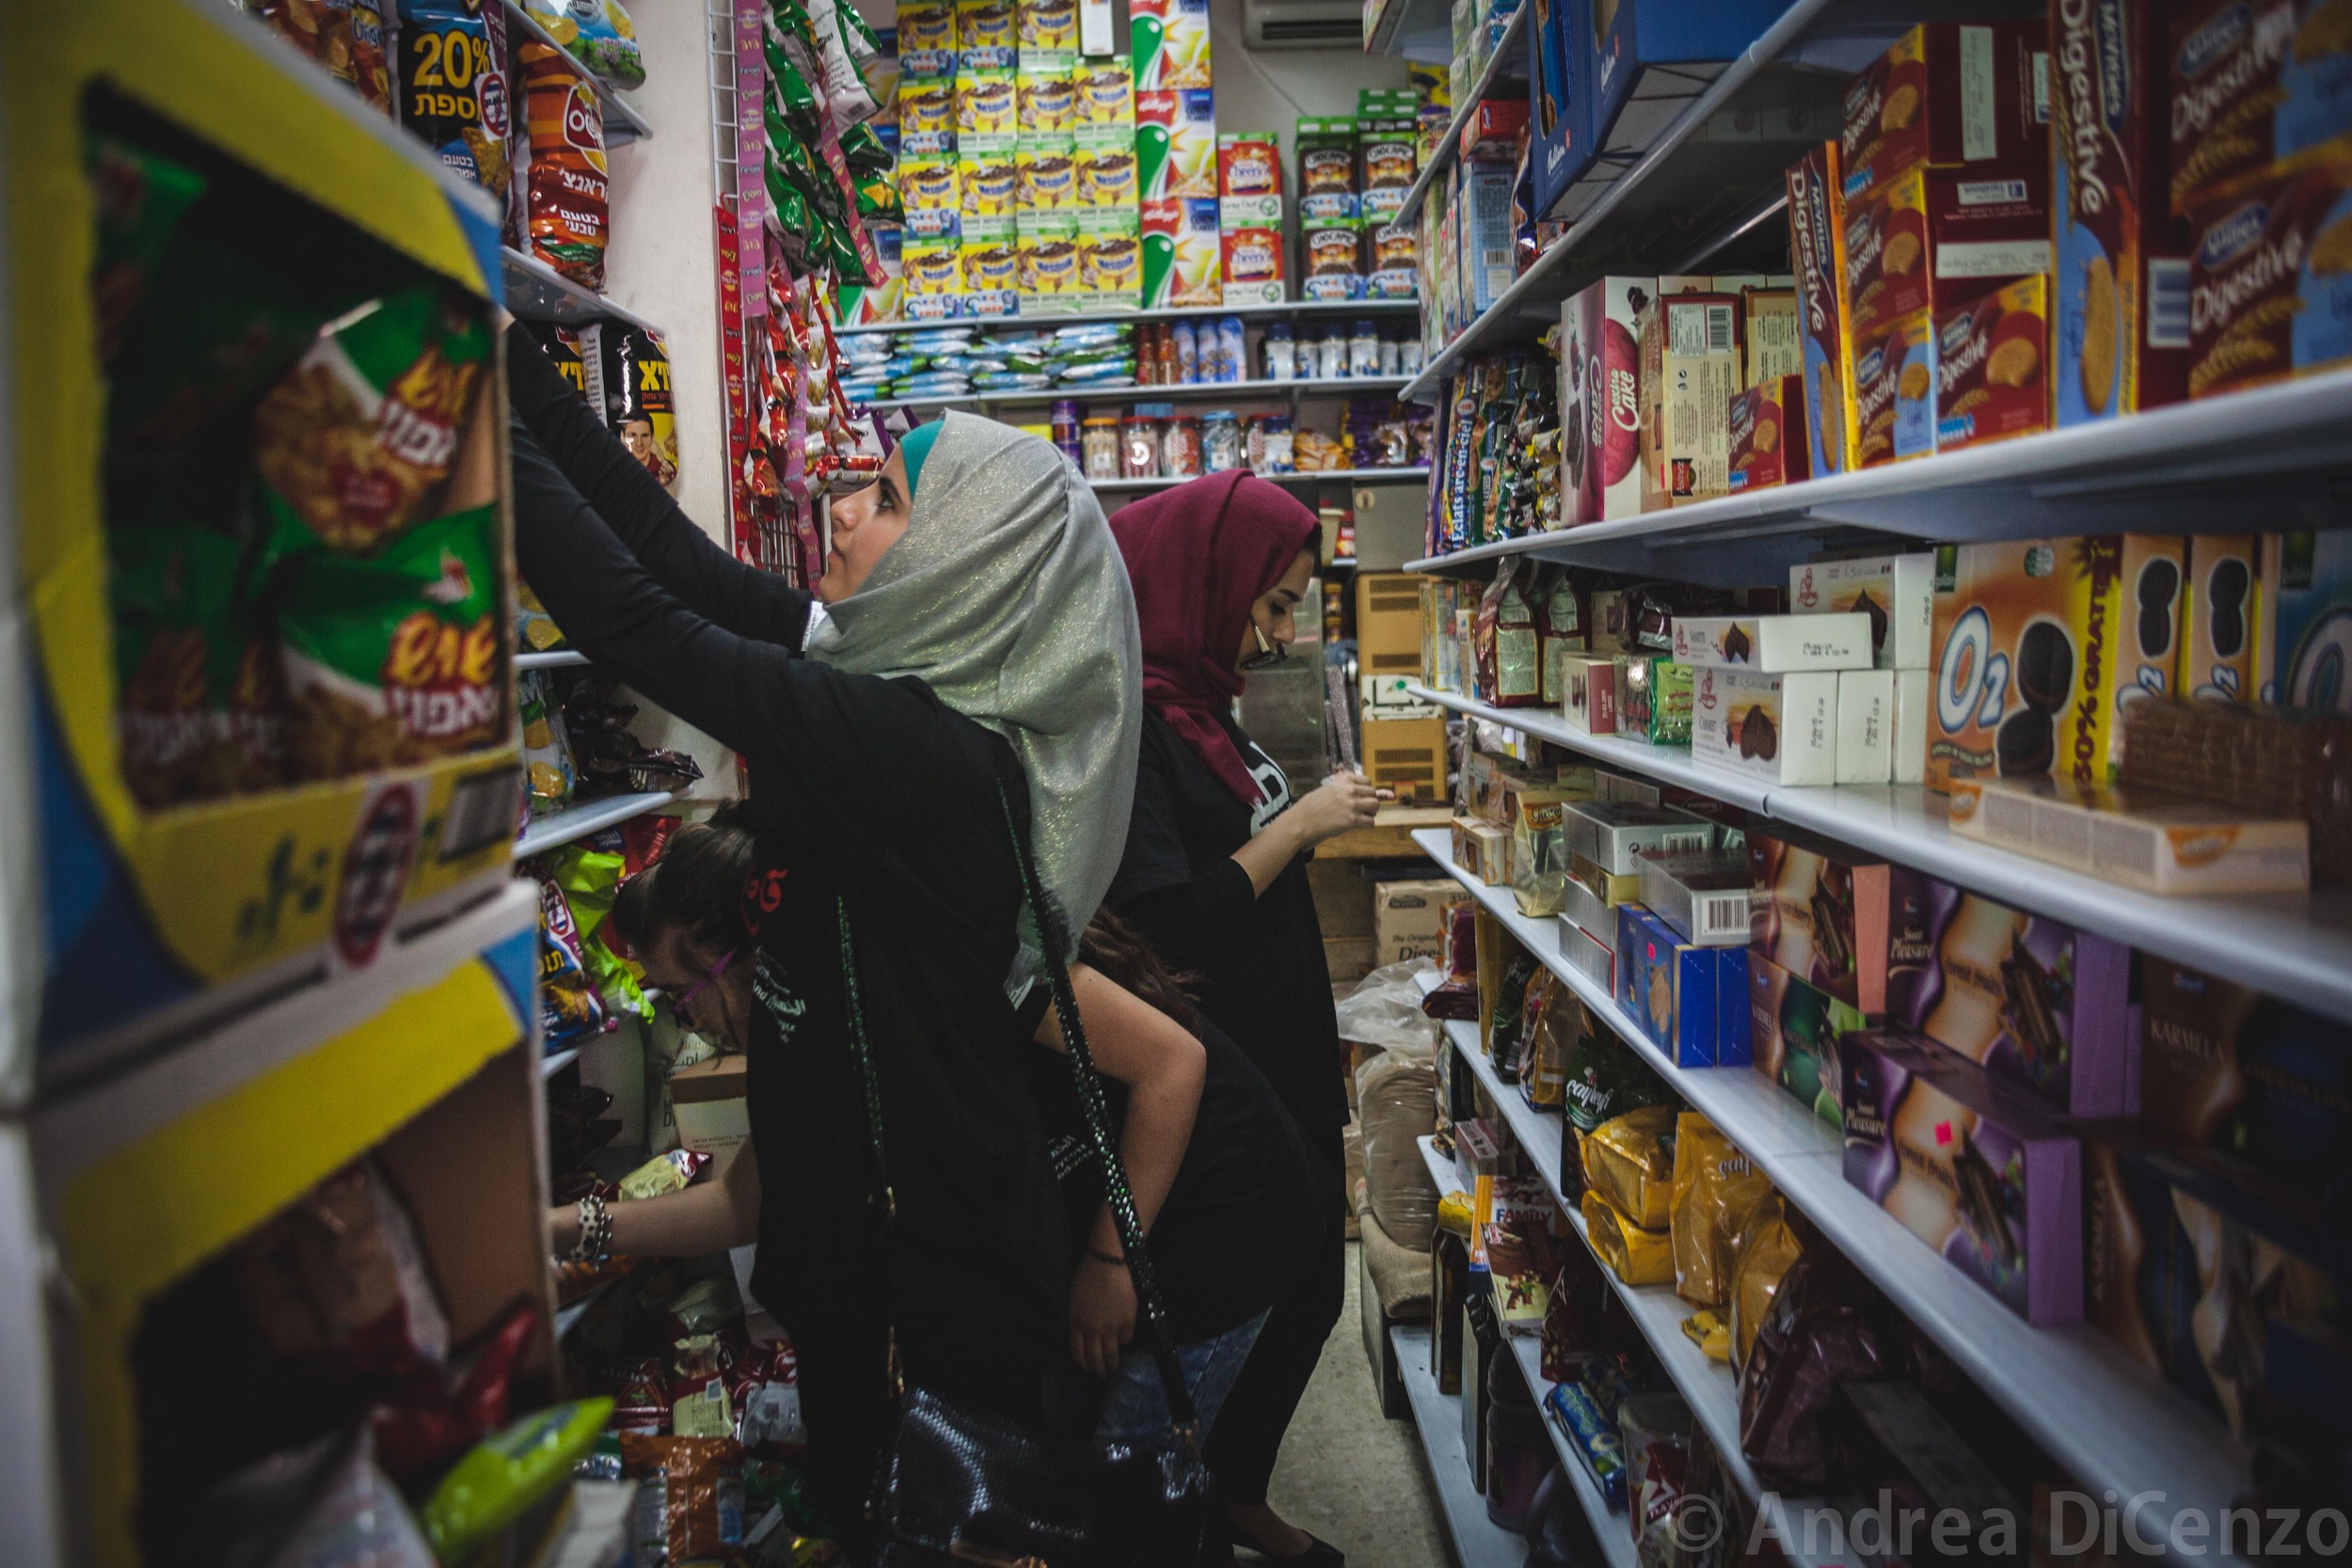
516,790,675,859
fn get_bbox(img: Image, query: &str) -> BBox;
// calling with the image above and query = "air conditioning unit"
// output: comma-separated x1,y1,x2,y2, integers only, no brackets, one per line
1242,0,1361,50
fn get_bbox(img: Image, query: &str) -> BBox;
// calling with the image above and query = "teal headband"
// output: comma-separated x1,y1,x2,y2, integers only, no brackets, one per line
898,420,942,498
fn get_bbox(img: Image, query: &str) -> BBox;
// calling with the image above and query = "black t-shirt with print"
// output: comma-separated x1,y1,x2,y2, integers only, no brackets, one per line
1111,707,1348,1169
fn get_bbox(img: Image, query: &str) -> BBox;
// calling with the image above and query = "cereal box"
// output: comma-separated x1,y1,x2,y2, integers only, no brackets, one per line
1850,308,1934,468
2168,0,2352,216
1075,139,1139,210
899,80,958,144
1296,117,1359,219
1786,145,1856,477
1136,89,1215,199
837,224,905,325
1560,277,1654,524
1840,20,2052,202
1301,216,1363,301
903,239,966,318
1934,272,2050,452
1690,666,1839,785
1728,375,1810,493
899,156,963,243
1220,225,1282,305
1218,132,1282,227
898,3,958,79
1366,217,1417,299
1927,537,2127,794
2185,154,2352,398
956,0,1017,70
1075,207,1141,309
1015,140,1079,211
2051,0,2193,425
1132,0,1211,90
957,68,1018,151
1016,0,1076,51
959,237,1020,314
959,154,1018,232
2179,534,2259,702
1016,219,1081,310
1072,57,1135,134
1016,68,1074,135
1140,197,1217,308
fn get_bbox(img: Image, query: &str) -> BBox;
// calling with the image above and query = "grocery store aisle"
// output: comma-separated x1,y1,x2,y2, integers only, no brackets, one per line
1259,1243,1449,1566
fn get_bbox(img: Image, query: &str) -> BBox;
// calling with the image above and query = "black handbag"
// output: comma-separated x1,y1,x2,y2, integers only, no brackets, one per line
844,787,1212,1568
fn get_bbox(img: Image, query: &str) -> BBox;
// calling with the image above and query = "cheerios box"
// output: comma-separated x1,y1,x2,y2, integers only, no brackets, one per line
1927,538,2129,795
1221,226,1283,305
1839,19,2051,203
2052,0,2191,425
1218,132,1282,227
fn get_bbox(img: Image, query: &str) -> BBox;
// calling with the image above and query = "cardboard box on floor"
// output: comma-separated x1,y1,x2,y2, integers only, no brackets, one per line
1374,878,1459,966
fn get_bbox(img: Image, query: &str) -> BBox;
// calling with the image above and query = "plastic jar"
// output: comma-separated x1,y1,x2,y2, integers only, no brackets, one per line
1171,321,1200,384
1349,319,1380,377
1120,415,1161,478
1263,322,1296,382
1314,326,1345,382
1217,316,1247,384
1081,415,1122,479
1201,410,1244,472
1162,415,1203,478
1249,412,1295,473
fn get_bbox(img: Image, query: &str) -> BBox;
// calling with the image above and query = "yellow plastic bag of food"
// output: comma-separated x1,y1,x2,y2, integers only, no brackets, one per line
1581,1188,1673,1287
1670,1112,1772,1309
1727,1191,1803,1372
1582,1104,1678,1229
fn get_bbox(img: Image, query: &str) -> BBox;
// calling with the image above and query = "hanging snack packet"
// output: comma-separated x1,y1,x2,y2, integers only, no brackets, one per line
254,285,492,555
277,502,504,779
539,877,609,1047
515,579,567,650
603,326,680,489
109,527,284,807
252,1,396,116
521,40,611,287
800,0,885,135
521,0,645,89
397,0,513,198
519,669,575,814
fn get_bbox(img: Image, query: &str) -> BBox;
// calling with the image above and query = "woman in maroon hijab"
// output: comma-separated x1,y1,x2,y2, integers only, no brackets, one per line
1107,471,1382,1568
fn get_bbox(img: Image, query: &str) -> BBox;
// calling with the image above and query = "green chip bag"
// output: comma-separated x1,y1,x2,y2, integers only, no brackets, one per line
108,526,283,806
278,504,504,781
421,1400,613,1565
85,134,208,364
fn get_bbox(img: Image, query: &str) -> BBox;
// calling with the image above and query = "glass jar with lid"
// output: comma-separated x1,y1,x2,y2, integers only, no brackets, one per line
1162,415,1203,478
1120,415,1162,479
1201,410,1244,473
1081,414,1122,480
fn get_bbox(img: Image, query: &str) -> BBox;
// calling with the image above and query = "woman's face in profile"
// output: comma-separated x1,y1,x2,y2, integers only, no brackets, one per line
1235,548,1316,675
821,443,913,603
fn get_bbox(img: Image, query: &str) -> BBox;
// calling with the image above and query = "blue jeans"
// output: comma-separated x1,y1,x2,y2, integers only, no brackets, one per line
1093,1309,1269,1457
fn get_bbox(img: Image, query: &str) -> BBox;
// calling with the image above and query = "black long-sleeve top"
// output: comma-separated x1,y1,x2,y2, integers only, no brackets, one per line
505,326,1070,1532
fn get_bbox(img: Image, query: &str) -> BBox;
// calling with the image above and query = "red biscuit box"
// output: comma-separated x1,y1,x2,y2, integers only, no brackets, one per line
1727,374,1810,493
2185,154,2352,400
1845,165,2052,341
1936,273,2051,452
1559,276,1651,524
1841,19,2051,201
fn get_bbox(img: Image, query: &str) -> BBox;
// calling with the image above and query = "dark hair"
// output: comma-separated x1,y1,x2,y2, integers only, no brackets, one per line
1302,522,1323,562
609,804,758,961
1077,905,1203,1037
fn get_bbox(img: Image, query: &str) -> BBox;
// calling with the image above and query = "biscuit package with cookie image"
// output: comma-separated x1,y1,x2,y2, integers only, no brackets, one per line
1839,20,2052,203
1785,146,1856,479
2184,152,2352,398
1747,953,1859,1129
1882,863,2135,1117
1934,272,2050,452
1689,664,1839,785
1849,308,1936,468
2050,0,2192,425
2110,531,2185,757
2167,0,2352,218
2178,534,2259,703
1727,374,1808,493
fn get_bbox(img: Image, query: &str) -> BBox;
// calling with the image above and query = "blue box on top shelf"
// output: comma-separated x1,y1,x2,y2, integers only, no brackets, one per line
1528,0,1589,220
1588,0,1784,166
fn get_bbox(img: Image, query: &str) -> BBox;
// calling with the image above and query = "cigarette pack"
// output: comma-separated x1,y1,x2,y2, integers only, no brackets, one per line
1884,865,2136,1117
1789,551,1934,671
1635,852,1753,947
1947,774,2311,895
1837,668,1895,784
1746,827,1892,1013
1839,1024,2084,1325
1564,802,1715,877
1690,667,1839,785
1671,612,1873,673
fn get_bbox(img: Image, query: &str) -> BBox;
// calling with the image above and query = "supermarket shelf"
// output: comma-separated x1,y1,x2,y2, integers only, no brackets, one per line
1407,368,2352,562
1415,828,2258,1562
1089,467,1428,494
1395,7,1530,227
1390,1323,1534,1568
1363,0,1454,59
855,376,1413,412
516,789,675,859
541,1047,581,1079
1409,683,2352,1024
29,881,538,1192
1400,0,1948,404
1417,1132,1457,1197
501,0,651,143
502,247,668,336
515,649,592,671
834,297,1421,337
1505,1337,1638,1568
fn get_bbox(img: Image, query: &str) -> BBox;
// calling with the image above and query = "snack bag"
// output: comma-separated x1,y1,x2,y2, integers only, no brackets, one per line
1583,1105,1678,1229
539,876,609,1047
519,669,575,814
254,285,492,555
522,40,611,287
84,133,208,363
277,504,505,779
521,0,645,89
421,1401,613,1564
619,1434,747,1564
549,840,652,1021
398,0,514,198
800,0,884,135
1725,1191,1802,1371
109,526,283,806
1668,1112,1771,1309
515,579,567,650
253,1,396,115
603,325,680,488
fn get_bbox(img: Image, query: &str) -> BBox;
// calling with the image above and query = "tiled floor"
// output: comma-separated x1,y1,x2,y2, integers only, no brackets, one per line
1256,1243,1451,1567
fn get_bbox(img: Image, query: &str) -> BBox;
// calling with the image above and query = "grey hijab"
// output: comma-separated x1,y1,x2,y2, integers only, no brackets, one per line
808,412,1142,979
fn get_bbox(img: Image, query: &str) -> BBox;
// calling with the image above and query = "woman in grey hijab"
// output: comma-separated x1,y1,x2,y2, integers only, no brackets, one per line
505,332,1190,1546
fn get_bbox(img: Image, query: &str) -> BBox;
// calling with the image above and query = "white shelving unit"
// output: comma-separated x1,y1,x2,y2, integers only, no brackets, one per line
1505,1335,1639,1568
541,1046,581,1079
502,245,670,336
856,375,1415,413
1089,467,1429,495
1394,6,1529,227
516,648,593,672
1408,683,2352,1025
516,789,676,859
501,0,652,143
1391,1323,1535,1568
1412,828,2258,1563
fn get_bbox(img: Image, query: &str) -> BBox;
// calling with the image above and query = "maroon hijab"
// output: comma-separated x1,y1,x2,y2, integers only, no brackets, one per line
1110,471,1319,803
